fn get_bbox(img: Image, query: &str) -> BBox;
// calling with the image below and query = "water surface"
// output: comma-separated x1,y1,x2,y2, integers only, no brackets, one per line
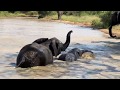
0,18,120,79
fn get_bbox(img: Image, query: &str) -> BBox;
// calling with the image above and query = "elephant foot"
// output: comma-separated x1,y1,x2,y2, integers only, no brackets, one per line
111,35,116,38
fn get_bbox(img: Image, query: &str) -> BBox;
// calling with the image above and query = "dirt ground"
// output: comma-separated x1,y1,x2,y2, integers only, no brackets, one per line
100,28,120,38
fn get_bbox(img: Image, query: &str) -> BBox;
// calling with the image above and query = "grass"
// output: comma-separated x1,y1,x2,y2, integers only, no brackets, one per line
1,11,120,37
44,14,120,37
43,14,101,26
0,11,38,18
0,11,120,36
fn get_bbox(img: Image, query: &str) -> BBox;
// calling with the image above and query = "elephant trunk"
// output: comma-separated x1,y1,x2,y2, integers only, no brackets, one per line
62,30,73,51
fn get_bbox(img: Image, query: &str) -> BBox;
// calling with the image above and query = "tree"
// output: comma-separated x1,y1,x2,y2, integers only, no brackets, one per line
38,11,51,19
57,11,63,20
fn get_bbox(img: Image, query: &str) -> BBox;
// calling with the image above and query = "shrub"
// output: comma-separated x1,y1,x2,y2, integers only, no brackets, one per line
99,11,112,28
92,19,103,28
25,11,38,16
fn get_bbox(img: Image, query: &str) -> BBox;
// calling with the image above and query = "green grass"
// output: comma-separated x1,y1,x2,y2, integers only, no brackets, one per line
44,14,101,26
0,12,27,18
0,11,110,29
63,15,100,23
0,11,38,18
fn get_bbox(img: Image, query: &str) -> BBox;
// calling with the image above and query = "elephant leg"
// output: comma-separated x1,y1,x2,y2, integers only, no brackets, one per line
109,25,116,38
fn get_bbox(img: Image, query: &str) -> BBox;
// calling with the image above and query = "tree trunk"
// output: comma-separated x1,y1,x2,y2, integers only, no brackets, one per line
57,11,63,20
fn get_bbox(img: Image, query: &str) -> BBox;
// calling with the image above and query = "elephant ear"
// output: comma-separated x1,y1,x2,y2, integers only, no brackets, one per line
51,40,58,57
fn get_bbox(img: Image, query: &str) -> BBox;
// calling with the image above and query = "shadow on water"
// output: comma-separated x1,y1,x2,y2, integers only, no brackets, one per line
91,41,120,54
3,53,18,67
69,42,114,60
66,60,120,79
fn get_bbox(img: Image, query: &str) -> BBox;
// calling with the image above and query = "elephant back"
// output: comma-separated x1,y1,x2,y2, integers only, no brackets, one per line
58,53,76,62
16,43,53,68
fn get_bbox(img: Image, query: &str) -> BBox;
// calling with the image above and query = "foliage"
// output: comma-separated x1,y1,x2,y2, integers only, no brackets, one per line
92,11,113,28
0,11,114,29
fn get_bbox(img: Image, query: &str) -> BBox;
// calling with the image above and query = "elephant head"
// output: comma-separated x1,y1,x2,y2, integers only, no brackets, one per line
109,11,120,38
33,30,73,57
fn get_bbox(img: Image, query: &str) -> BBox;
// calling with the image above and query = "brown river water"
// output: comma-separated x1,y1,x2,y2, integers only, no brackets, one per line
0,17,120,79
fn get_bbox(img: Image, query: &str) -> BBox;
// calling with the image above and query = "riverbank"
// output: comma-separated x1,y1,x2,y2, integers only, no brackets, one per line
1,16,120,38
100,27,120,38
39,16,120,38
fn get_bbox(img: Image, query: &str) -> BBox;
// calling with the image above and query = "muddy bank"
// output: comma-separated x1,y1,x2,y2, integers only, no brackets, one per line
100,29,120,38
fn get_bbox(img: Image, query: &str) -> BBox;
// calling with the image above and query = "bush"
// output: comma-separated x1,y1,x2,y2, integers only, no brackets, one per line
25,11,38,16
38,11,52,18
92,19,103,28
0,11,10,17
91,11,113,29
99,11,112,28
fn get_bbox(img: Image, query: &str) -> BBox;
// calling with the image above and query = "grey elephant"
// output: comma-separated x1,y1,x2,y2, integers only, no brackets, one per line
109,11,120,38
16,30,73,68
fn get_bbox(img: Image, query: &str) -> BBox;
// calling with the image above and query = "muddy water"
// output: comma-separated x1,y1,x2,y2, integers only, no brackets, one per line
0,18,120,79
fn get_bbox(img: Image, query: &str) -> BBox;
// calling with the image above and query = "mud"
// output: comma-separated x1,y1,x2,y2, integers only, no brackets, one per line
0,17,120,79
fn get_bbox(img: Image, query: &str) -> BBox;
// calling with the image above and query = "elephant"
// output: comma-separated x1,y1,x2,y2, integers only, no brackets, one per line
58,48,94,61
33,30,73,57
109,11,120,38
16,43,53,68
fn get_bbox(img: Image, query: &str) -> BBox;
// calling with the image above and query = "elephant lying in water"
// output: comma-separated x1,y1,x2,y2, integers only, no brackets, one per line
58,48,95,62
16,30,73,68
109,11,120,38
